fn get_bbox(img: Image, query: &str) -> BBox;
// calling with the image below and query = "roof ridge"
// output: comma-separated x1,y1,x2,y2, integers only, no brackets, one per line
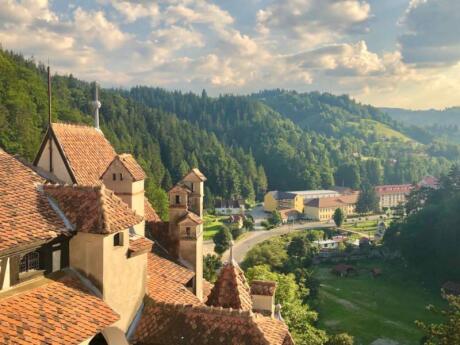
154,300,253,319
52,122,96,129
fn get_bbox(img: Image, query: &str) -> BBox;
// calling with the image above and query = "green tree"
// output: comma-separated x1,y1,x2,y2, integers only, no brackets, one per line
416,293,460,345
213,225,232,255
203,254,222,283
335,163,361,189
269,210,282,226
356,184,380,214
326,333,354,345
332,208,345,227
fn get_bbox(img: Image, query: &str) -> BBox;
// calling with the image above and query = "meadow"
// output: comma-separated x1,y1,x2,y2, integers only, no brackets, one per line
315,260,444,345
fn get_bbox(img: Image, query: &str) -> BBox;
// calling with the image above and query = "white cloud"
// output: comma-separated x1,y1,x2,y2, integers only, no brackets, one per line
256,0,371,49
109,1,159,23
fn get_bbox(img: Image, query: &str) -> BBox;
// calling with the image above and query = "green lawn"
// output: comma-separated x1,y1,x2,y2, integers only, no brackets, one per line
315,260,444,345
343,220,379,237
203,214,227,240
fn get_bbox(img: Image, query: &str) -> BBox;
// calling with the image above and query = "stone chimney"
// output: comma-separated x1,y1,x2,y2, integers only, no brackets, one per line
250,280,277,317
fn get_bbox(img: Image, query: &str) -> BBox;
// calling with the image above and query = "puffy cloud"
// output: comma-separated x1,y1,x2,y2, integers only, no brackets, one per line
399,0,460,67
109,1,159,23
256,0,371,48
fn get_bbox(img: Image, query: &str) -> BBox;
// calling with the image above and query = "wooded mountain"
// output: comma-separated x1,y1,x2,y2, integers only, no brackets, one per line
0,49,458,219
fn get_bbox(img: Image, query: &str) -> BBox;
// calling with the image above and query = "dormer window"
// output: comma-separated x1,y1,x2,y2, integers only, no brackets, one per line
112,173,116,181
19,251,40,273
114,232,123,246
175,195,180,204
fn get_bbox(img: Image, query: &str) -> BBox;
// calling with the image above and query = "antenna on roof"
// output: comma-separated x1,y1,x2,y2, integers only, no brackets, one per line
47,65,51,125
91,82,101,130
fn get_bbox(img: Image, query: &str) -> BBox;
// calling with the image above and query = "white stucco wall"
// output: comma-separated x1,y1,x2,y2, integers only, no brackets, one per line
36,138,73,184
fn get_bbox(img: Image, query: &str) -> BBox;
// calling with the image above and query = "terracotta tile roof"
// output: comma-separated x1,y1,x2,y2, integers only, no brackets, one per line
144,198,161,223
129,236,154,257
306,193,359,208
177,211,203,225
146,252,201,305
44,184,143,234
0,150,65,254
102,154,146,181
168,184,191,194
51,123,116,185
250,281,277,296
375,184,413,196
255,316,295,345
183,168,207,182
206,262,253,311
0,271,119,344
132,301,293,345
147,252,194,285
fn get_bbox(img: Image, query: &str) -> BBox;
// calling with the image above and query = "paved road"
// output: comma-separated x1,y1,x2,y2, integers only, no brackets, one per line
203,214,387,262
213,221,335,263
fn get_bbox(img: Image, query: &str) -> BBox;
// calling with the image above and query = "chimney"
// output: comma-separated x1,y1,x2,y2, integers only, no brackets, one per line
250,280,277,317
91,82,101,129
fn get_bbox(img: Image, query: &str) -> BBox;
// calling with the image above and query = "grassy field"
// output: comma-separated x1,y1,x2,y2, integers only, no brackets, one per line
343,220,379,237
203,214,227,240
315,260,444,345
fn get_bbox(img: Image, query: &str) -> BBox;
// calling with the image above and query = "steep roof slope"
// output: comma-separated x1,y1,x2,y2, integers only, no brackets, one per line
206,262,253,311
51,123,116,185
0,149,65,254
132,301,294,345
0,271,119,344
44,184,143,234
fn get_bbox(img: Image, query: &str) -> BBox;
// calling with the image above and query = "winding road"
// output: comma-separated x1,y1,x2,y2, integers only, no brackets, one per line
204,221,335,263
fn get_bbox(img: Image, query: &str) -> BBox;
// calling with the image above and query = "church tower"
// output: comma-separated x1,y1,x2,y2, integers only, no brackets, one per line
168,168,206,301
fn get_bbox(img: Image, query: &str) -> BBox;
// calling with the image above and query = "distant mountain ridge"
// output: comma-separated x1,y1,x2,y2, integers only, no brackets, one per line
0,49,458,213
382,107,460,127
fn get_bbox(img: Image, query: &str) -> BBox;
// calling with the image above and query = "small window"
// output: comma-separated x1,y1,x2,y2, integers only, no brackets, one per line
114,232,123,246
19,251,40,273
112,173,117,181
191,183,194,192
120,173,123,181
175,195,180,204
186,227,191,237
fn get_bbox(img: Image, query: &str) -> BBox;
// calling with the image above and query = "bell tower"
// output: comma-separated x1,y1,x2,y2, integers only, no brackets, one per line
168,168,206,301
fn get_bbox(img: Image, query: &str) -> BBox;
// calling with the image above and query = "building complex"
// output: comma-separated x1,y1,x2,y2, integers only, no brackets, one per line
0,91,293,344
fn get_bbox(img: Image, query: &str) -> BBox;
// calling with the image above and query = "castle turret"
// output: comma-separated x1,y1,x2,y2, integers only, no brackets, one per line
168,168,206,301
101,154,146,235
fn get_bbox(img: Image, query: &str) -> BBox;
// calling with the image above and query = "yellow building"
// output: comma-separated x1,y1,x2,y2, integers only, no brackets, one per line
264,191,303,213
304,193,359,221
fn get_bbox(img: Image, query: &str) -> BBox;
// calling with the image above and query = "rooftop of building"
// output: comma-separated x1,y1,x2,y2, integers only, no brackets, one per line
102,153,147,181
0,149,67,255
305,193,359,208
0,269,119,344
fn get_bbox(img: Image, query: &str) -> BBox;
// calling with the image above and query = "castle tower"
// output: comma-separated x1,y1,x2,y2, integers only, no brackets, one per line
168,168,206,301
101,154,146,236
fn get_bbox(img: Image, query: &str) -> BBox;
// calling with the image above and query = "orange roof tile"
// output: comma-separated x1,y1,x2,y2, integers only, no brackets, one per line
44,184,143,234
183,168,207,182
0,150,65,254
251,281,277,296
206,262,253,311
177,211,203,225
144,198,161,223
102,154,146,181
129,236,154,257
51,123,116,185
375,184,413,196
146,252,200,305
132,301,293,345
0,271,119,344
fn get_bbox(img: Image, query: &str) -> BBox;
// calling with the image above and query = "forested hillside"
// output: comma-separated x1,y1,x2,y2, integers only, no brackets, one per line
383,107,460,145
0,49,458,219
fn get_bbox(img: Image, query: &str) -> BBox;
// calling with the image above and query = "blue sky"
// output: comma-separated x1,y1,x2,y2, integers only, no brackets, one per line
1,0,459,109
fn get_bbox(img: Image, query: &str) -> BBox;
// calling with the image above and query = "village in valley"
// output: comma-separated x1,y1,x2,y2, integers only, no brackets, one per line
1,0,460,343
